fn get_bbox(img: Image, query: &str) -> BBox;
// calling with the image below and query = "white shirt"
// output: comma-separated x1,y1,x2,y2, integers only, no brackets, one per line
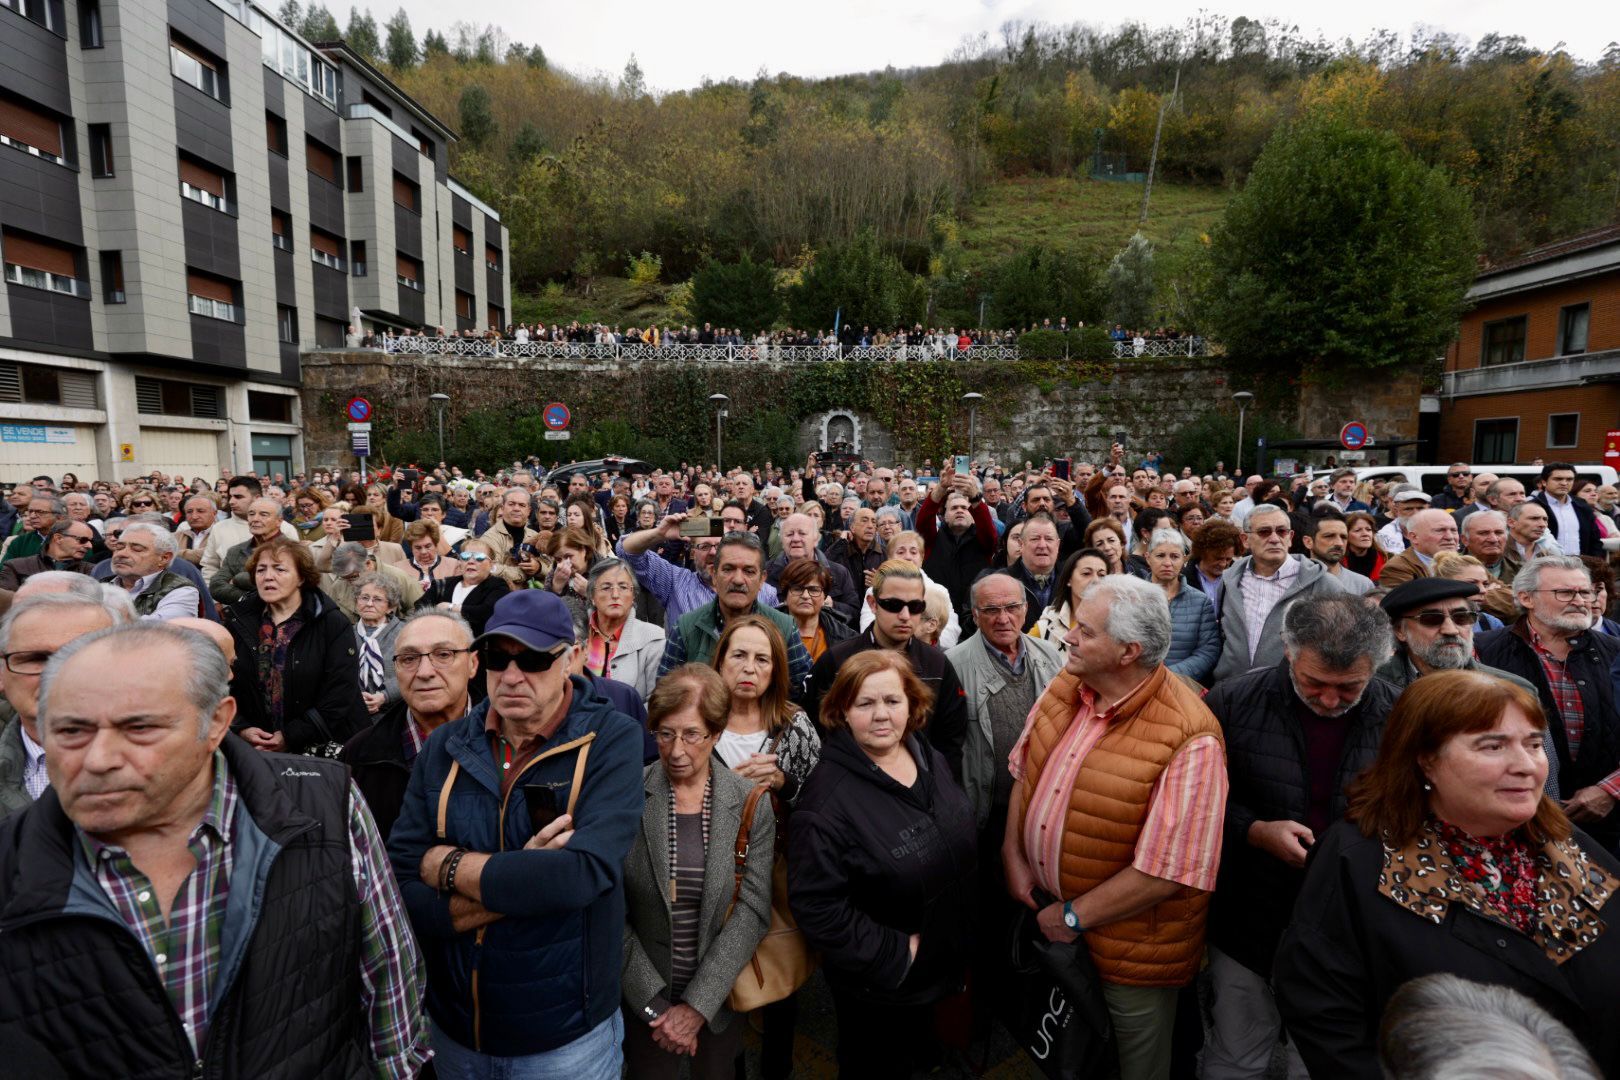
123,570,201,621
1377,519,1408,554
19,723,46,801
451,581,477,608
1546,494,1581,555
715,729,768,769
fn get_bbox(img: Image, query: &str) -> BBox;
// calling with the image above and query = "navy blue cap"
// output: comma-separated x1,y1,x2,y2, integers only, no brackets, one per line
472,590,576,652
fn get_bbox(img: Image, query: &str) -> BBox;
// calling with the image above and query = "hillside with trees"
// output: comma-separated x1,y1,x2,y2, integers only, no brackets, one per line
281,5,1619,337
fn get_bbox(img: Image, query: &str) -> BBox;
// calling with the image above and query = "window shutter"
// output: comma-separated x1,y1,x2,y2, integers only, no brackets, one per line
135,377,162,414
392,174,416,210
0,364,21,404
59,371,98,409
186,272,232,303
309,230,339,257
485,244,500,267
0,97,63,156
191,385,222,418
3,232,76,276
271,212,286,237
179,157,226,197
396,253,418,278
306,139,337,182
453,225,471,251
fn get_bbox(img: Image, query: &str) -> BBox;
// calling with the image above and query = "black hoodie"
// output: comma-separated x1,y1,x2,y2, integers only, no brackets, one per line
786,727,977,1005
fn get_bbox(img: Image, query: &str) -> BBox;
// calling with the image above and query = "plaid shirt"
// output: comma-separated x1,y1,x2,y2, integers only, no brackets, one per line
1528,627,1620,799
81,751,430,1076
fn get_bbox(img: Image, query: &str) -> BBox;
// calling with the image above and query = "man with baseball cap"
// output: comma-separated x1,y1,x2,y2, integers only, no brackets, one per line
388,590,644,1077
1374,486,1431,555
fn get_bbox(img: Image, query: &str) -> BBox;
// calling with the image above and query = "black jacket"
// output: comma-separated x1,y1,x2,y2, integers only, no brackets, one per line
786,728,977,1006
1531,492,1603,558
1204,661,1399,977
223,587,369,753
1275,819,1620,1078
1477,619,1620,844
804,629,969,782
765,549,861,624
774,603,858,655
340,698,415,842
416,575,511,636
823,535,884,599
0,736,367,1079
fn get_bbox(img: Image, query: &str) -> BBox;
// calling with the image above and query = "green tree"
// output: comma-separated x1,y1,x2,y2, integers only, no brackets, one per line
458,84,497,148
345,7,379,60
1203,116,1478,377
986,245,1105,329
689,255,782,331
1106,232,1156,329
383,8,416,69
421,29,448,58
508,121,547,164
786,229,922,331
298,3,339,40
620,54,645,99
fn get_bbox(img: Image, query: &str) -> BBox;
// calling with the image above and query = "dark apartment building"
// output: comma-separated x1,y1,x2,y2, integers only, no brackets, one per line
0,0,510,479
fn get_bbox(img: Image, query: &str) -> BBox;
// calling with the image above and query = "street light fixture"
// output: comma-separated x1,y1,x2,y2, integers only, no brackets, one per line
1232,391,1254,476
429,393,450,464
961,392,984,466
708,394,729,472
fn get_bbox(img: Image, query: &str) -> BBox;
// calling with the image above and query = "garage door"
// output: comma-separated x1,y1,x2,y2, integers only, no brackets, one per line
140,427,222,482
0,423,98,483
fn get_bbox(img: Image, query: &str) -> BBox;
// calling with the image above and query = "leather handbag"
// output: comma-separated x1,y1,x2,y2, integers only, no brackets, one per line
724,784,816,1012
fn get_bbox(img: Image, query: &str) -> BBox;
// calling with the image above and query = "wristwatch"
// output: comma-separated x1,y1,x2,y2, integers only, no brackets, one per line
1062,899,1082,932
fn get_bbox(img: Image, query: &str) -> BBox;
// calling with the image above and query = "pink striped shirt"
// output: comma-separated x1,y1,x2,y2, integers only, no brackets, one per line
1010,677,1227,897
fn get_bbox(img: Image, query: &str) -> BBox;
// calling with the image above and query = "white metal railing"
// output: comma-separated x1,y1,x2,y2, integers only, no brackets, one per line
362,337,1211,362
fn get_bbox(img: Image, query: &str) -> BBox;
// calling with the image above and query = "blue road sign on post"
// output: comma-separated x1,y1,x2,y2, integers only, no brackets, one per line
347,397,372,423
1340,421,1369,451
543,402,571,430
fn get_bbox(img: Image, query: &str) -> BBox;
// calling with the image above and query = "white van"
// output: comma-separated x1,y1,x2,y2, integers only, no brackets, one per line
1347,463,1618,498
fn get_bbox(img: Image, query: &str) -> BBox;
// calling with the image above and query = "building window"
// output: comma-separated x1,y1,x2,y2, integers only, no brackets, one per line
266,111,288,155
186,270,237,322
136,377,222,418
179,155,234,215
1548,413,1580,448
411,126,435,160
170,34,226,103
248,390,293,422
392,172,420,213
277,305,297,344
0,93,67,164
0,361,97,407
485,244,501,271
487,303,503,330
346,156,364,192
455,289,473,319
1558,304,1590,357
2,229,85,297
88,123,113,177
3,0,59,33
305,137,339,185
452,225,471,255
350,240,366,277
271,210,292,252
79,0,101,46
1473,418,1519,465
396,252,422,290
309,229,346,272
1481,316,1527,367
100,250,124,303
360,90,393,118
315,317,346,347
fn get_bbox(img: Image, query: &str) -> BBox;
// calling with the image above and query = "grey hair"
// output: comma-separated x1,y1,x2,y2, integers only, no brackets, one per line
587,556,638,599
401,607,475,645
1462,509,1507,537
718,530,765,564
39,623,230,739
331,541,370,577
875,506,905,526
1079,575,1171,668
970,569,1024,607
120,522,179,556
1507,501,1543,522
0,589,135,653
1146,528,1189,556
502,486,531,504
62,491,90,507
124,512,172,529
31,495,66,515
1280,594,1394,670
354,571,402,613
1380,974,1601,1080
1246,504,1289,530
1511,555,1588,598
17,571,109,603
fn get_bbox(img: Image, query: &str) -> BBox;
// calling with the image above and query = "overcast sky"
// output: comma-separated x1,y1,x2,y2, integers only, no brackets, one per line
385,0,1609,92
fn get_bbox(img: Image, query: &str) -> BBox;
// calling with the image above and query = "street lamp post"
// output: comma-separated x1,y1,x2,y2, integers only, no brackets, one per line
1232,391,1254,476
429,393,450,464
709,394,729,473
961,392,984,465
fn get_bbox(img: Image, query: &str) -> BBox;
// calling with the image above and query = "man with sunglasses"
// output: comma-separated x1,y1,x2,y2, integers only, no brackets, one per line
803,560,968,779
0,520,96,598
1213,504,1345,683
387,590,644,1078
1376,577,1539,697
1203,595,1399,1077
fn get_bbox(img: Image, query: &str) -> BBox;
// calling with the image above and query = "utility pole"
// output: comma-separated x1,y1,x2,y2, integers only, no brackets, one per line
1138,52,1184,227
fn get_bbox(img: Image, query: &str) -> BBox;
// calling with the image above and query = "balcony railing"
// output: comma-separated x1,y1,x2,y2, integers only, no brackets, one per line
1441,348,1620,397
361,337,1212,361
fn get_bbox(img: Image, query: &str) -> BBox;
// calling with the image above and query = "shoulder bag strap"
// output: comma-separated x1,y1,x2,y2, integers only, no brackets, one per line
564,737,592,818
725,784,770,919
436,760,461,839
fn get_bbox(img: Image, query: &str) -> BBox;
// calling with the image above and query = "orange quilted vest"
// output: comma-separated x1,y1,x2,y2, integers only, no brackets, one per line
1019,664,1223,986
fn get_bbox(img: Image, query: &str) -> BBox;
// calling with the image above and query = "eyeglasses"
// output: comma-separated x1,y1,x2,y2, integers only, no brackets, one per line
479,644,567,673
875,597,927,615
1403,608,1480,628
0,650,54,674
788,585,825,598
1540,588,1596,603
64,534,93,544
394,647,472,670
1251,526,1292,539
975,601,1028,619
464,553,490,563
654,729,711,746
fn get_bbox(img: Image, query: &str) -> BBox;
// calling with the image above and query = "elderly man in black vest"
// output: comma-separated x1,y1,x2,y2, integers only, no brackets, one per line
0,622,428,1077
112,522,201,620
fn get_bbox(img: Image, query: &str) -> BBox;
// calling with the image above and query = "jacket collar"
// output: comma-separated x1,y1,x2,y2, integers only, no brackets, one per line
639,765,749,913
445,675,607,796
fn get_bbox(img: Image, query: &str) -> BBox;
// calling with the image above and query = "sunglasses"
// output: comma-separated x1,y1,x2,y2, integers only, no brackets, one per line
1403,608,1480,628
129,499,156,508
464,553,490,563
874,597,927,615
1251,526,1291,539
479,644,567,673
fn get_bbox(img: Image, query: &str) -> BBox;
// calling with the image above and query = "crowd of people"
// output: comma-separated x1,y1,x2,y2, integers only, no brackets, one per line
0,448,1615,1080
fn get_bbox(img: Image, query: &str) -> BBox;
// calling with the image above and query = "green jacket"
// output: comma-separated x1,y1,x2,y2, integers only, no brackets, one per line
0,530,44,566
659,599,813,693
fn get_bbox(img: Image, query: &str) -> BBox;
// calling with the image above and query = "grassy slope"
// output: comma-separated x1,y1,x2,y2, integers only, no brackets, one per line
512,176,1234,327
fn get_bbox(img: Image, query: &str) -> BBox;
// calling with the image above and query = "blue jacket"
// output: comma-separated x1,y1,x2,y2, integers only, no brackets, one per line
387,676,645,1056
1166,585,1221,684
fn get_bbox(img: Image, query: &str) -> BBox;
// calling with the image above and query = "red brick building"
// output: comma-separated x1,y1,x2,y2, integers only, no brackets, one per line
1437,224,1620,465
